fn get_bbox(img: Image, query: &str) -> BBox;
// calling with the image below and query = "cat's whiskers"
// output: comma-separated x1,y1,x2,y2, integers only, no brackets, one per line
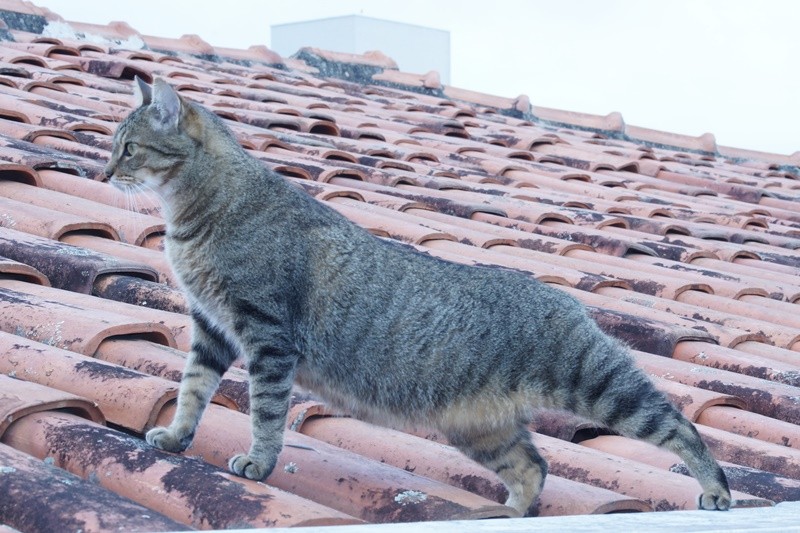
130,182,167,245
109,180,159,244
108,180,126,213
136,181,170,221
122,183,145,244
124,185,139,213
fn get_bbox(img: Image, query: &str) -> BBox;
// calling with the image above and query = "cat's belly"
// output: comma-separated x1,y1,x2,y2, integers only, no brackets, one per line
293,362,535,436
293,364,414,428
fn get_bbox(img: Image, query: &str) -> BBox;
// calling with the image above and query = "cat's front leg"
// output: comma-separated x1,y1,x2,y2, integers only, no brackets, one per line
147,310,238,452
229,342,297,481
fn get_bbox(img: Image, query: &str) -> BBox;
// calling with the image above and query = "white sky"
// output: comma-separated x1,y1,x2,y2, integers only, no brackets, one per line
32,0,800,155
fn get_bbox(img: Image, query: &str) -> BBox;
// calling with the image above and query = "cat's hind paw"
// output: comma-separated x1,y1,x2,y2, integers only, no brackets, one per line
146,426,192,453
698,488,731,511
229,453,275,481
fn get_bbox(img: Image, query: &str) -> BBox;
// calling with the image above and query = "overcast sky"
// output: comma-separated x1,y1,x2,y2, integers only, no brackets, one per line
34,1,799,156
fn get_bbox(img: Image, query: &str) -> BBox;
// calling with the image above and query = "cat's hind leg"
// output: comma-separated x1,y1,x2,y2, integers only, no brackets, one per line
447,425,547,516
655,414,731,510
146,311,237,452
589,368,731,510
618,402,730,510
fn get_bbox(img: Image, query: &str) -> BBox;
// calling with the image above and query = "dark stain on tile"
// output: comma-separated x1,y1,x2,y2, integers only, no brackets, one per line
574,273,614,292
517,238,559,254
627,278,668,296
769,370,800,388
662,263,741,282
39,416,282,528
557,157,591,171
723,186,764,204
0,10,47,34
160,456,271,529
650,498,681,512
44,420,165,474
754,251,800,270
632,241,692,262
545,463,631,502
696,380,797,425
569,209,612,225
587,307,686,357
293,50,385,87
702,433,800,481
0,287,43,308
78,59,150,82
0,234,156,294
72,130,113,151
160,368,184,383
33,97,99,118
666,393,695,415
703,360,800,388
92,275,187,314
447,473,506,503
0,136,100,176
0,444,188,532
74,359,146,381
216,378,251,413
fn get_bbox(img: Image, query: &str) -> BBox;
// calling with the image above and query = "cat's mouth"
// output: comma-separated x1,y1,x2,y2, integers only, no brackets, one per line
107,174,145,192
107,168,166,192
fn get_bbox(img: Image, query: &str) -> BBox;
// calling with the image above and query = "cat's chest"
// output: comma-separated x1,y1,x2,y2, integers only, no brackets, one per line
169,241,241,340
166,238,228,303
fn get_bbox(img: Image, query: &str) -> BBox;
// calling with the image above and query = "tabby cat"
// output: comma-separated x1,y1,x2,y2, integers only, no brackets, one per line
105,78,731,515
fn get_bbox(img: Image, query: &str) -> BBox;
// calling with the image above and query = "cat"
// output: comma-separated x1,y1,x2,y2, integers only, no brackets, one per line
104,77,731,515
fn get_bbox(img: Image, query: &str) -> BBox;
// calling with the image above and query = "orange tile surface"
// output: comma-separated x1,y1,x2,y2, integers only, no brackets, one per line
0,1,797,531
4,411,358,528
0,442,189,532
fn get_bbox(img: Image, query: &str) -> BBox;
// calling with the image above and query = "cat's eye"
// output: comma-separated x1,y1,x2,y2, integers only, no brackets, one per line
122,142,135,157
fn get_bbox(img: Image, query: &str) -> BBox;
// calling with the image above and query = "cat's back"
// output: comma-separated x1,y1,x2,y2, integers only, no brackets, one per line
166,101,584,357
167,134,372,321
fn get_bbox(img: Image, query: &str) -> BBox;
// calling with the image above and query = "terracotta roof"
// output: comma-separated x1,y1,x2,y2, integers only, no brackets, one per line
0,1,798,530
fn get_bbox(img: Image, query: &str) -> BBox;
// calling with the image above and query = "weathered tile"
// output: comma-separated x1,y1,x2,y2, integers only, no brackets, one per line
4,411,359,528
0,442,189,532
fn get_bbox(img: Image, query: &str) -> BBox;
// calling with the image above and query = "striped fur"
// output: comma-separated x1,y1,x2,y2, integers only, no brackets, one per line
105,78,731,515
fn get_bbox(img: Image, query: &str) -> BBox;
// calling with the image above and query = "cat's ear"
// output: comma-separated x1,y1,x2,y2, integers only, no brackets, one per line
133,76,152,107
151,78,181,130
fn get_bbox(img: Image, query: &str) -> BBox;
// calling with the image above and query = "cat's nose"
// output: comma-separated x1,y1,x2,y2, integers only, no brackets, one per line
103,165,114,180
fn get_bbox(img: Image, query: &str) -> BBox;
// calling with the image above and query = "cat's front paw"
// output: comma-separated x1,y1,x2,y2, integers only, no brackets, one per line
229,453,276,481
698,488,731,511
146,426,192,453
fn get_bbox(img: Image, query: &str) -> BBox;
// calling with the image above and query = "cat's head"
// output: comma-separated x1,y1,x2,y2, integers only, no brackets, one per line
104,77,200,193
